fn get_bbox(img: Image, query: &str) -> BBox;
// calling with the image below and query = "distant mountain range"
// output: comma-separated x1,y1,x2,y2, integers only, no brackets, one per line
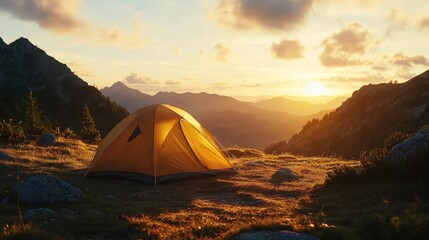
0,37,128,135
266,69,429,158
101,82,341,148
251,96,346,116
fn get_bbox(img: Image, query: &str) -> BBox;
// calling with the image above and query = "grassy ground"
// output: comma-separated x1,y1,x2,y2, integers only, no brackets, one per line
1,138,357,239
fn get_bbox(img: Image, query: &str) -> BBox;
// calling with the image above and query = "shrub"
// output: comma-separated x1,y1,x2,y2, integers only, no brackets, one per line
352,206,429,240
80,104,101,143
23,91,52,139
0,119,26,145
383,131,410,151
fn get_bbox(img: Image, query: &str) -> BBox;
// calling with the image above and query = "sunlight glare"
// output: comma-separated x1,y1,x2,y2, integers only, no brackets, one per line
306,80,328,96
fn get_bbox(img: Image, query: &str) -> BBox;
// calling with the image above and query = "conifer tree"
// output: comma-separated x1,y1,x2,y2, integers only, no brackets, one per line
24,90,45,139
80,104,100,142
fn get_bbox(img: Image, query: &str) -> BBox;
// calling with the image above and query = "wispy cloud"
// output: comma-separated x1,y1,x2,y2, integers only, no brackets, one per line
123,73,159,85
216,0,314,31
165,80,180,85
319,23,374,67
0,0,85,33
390,53,429,68
271,39,304,60
0,0,147,48
214,43,231,62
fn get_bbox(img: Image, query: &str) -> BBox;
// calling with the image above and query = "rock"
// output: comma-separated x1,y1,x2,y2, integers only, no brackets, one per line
60,208,76,216
103,194,116,200
24,208,56,218
36,133,56,146
12,175,84,204
387,129,429,162
271,168,299,183
232,230,321,240
0,152,10,160
86,210,105,217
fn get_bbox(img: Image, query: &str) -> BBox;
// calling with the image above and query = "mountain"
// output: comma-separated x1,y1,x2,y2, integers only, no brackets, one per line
101,82,313,148
252,96,347,116
266,69,429,158
0,37,128,135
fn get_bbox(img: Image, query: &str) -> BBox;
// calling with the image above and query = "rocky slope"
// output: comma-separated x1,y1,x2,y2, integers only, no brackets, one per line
0,37,128,135
267,69,429,157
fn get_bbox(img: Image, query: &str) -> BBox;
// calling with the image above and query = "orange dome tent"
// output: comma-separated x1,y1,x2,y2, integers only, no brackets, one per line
85,104,235,184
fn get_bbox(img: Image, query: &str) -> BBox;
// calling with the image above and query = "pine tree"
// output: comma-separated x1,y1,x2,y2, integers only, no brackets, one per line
80,104,100,142
24,90,45,139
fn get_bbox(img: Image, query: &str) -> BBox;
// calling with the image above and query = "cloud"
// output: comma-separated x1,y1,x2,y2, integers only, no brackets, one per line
419,17,429,29
67,61,96,78
390,52,429,68
0,0,84,33
325,72,387,83
165,80,180,85
319,23,374,67
216,0,315,31
0,0,146,48
385,8,411,36
214,43,231,62
271,39,304,60
123,73,159,85
97,16,146,48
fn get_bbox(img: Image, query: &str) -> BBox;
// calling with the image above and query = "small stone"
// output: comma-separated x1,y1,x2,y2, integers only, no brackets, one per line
36,133,56,146
271,168,299,183
24,208,56,218
86,210,105,217
103,194,116,200
60,208,76,216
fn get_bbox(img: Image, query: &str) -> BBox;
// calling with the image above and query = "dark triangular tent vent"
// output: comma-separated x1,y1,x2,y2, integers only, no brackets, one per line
127,126,141,142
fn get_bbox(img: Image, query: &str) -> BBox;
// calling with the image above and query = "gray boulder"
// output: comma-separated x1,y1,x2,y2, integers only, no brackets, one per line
86,209,105,217
387,129,429,162
36,133,56,146
271,168,299,183
0,152,10,160
12,175,84,204
24,208,56,218
232,230,320,240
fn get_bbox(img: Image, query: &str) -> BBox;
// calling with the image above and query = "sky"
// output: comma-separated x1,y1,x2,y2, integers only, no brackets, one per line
1,0,429,99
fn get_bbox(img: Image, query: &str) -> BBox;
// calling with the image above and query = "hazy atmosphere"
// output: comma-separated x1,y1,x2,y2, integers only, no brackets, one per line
1,1,429,239
1,0,429,97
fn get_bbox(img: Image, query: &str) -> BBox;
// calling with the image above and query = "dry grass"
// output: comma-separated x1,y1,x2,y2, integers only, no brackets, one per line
0,139,356,239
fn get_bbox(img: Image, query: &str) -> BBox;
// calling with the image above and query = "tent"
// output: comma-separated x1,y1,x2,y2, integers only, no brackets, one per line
85,104,235,184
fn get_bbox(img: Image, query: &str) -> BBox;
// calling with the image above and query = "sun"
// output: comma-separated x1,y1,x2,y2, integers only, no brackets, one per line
306,80,328,96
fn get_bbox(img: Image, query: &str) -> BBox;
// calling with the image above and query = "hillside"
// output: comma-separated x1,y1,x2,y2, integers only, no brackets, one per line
252,96,347,116
0,139,355,239
267,69,429,157
102,82,314,148
0,37,128,135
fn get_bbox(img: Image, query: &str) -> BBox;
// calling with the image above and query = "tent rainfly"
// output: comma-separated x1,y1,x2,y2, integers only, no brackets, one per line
85,104,236,184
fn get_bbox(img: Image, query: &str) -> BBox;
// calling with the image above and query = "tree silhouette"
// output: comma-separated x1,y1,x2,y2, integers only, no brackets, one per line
24,90,45,139
80,104,100,142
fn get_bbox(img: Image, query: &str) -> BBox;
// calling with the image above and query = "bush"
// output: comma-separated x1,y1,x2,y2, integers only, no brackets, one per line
352,206,429,240
0,119,26,145
324,126,429,188
80,104,100,143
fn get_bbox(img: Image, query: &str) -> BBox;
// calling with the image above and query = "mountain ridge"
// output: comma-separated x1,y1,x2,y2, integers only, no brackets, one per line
101,82,325,148
0,37,129,136
266,69,429,157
